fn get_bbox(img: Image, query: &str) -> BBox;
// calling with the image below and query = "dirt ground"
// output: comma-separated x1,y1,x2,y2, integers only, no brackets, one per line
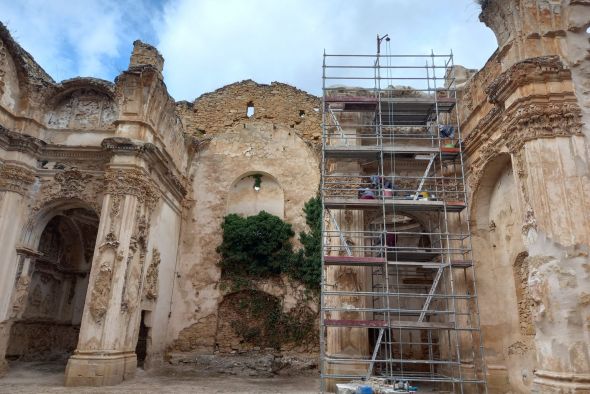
0,361,320,394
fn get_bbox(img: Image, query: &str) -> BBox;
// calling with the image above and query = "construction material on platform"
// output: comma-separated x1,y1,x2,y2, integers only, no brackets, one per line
320,41,487,393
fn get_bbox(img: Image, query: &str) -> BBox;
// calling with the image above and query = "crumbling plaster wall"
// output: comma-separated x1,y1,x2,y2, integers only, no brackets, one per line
169,80,321,356
176,79,322,145
141,196,182,368
457,1,590,392
169,121,320,354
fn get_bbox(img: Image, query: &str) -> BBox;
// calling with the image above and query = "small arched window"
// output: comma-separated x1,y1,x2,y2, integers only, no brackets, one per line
227,172,284,218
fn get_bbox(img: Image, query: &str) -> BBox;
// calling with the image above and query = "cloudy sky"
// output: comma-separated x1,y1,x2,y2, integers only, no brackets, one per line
0,0,497,101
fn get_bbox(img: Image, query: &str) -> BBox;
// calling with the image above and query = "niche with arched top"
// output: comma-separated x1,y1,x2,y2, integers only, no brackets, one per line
227,172,284,218
7,208,98,361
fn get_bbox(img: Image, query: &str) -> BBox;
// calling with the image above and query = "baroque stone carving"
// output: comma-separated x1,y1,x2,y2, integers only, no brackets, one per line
104,168,160,211
89,261,113,323
11,274,31,318
466,101,582,204
0,163,36,195
143,248,160,301
486,56,566,104
505,102,583,151
34,167,102,214
46,88,117,129
0,38,6,97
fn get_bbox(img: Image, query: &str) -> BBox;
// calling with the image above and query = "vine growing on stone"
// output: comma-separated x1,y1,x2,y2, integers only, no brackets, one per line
217,195,321,291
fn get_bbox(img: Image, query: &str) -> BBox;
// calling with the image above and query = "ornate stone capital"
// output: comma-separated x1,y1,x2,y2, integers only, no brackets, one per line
0,163,36,195
104,168,160,211
102,137,188,200
505,101,583,151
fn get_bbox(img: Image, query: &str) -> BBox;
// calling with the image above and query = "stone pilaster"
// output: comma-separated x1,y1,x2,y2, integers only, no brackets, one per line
65,167,159,387
518,135,590,393
0,163,35,375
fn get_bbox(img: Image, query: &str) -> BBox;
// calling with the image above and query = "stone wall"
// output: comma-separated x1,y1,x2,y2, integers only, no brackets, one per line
168,118,320,357
457,1,590,392
176,80,322,144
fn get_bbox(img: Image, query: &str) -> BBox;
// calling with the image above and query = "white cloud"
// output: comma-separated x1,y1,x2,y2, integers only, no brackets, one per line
0,0,496,100
156,0,496,100
0,0,159,81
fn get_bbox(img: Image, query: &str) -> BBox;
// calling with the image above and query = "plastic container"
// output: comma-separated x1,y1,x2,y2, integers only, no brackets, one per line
356,386,373,394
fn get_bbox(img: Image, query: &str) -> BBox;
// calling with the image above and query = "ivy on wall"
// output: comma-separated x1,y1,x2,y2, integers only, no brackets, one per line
291,196,321,290
216,196,322,350
217,196,321,291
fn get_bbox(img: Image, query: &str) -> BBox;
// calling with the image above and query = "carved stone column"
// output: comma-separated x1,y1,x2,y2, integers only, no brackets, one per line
65,167,159,386
518,135,590,393
0,163,35,375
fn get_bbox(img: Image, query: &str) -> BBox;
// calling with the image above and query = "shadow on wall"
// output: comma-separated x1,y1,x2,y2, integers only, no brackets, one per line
227,172,284,218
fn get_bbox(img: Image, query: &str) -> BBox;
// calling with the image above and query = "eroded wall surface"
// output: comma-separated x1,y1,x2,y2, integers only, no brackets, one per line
0,25,187,387
169,81,321,357
458,1,590,392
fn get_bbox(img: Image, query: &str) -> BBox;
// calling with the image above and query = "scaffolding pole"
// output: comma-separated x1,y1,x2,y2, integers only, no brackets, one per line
320,43,488,393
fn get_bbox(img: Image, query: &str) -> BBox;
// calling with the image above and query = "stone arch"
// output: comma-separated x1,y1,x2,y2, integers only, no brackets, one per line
226,171,285,218
44,78,117,130
7,199,99,362
215,289,283,353
20,198,98,250
469,152,535,388
471,152,513,231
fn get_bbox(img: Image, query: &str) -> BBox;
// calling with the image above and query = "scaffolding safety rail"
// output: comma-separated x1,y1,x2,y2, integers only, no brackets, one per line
320,40,488,393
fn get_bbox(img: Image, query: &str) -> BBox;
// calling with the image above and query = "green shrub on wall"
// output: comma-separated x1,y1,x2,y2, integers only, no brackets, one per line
217,211,297,279
217,197,321,350
217,196,321,291
291,196,321,290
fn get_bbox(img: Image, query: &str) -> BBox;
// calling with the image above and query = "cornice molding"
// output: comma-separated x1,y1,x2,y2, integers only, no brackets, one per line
486,56,569,104
101,137,188,200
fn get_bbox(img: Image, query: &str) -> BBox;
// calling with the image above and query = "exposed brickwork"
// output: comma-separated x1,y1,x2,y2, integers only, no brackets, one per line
176,80,322,145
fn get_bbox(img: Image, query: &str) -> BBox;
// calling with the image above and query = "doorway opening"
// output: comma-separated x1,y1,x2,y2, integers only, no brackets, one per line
7,208,98,363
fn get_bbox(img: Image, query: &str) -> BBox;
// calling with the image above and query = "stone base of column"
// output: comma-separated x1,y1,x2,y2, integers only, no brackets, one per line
0,358,7,378
533,370,590,393
0,320,12,378
485,363,510,393
65,351,137,387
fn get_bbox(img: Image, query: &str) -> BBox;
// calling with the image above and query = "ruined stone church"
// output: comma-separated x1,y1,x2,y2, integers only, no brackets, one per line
0,1,589,393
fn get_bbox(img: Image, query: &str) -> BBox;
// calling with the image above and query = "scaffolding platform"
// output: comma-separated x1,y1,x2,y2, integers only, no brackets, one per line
323,255,472,269
320,47,487,393
324,145,460,160
325,319,454,330
323,197,466,212
324,96,456,125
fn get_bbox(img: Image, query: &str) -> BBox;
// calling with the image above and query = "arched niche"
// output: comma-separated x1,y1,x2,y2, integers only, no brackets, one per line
470,152,534,389
471,153,513,231
7,202,99,362
44,82,117,130
227,172,284,218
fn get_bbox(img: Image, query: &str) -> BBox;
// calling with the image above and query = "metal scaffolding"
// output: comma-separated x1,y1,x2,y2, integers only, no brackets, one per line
320,38,487,393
